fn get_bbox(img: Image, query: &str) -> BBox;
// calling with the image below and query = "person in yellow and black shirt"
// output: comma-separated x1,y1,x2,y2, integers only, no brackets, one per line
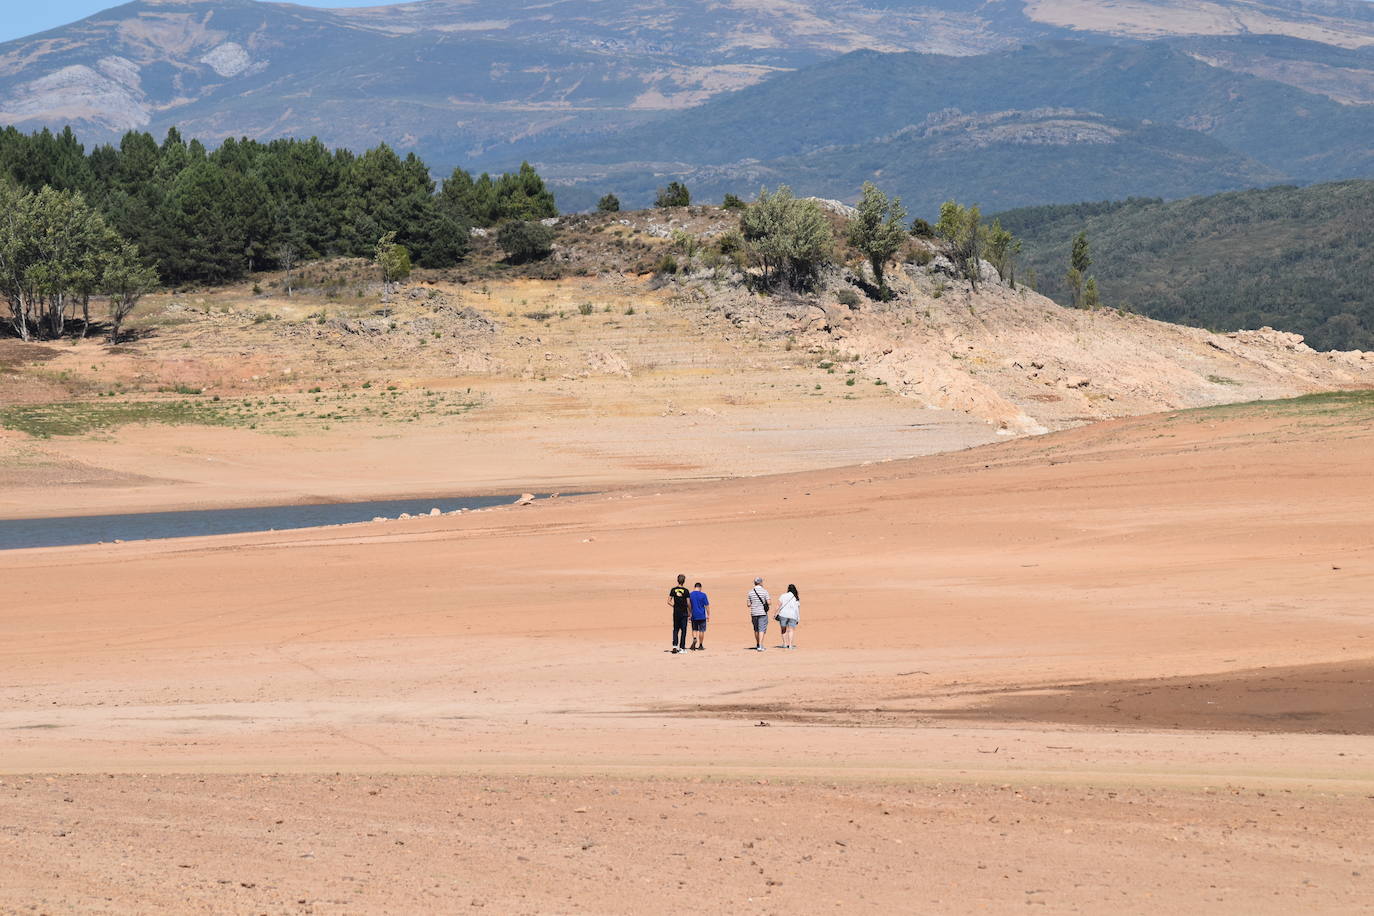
668,574,692,654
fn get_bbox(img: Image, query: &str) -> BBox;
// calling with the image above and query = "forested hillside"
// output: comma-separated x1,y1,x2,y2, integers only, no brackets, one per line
0,126,557,287
998,181,1374,351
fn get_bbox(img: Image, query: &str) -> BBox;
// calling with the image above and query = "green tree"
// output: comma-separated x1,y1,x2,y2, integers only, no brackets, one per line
374,231,412,286
496,220,555,264
1083,274,1101,309
103,244,158,344
655,181,691,208
597,193,621,213
1067,230,1091,307
739,186,833,291
935,200,983,287
982,219,1021,288
722,193,746,210
0,183,130,340
154,160,242,285
847,182,908,299
494,162,557,222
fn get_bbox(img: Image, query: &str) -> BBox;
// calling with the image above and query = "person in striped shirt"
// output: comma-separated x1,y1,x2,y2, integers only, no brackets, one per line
747,577,771,651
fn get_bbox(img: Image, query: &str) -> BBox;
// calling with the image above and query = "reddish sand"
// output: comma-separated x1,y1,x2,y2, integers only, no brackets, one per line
1,401,1372,912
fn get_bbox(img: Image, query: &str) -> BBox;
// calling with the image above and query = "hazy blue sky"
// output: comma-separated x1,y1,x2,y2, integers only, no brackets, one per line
0,1,407,43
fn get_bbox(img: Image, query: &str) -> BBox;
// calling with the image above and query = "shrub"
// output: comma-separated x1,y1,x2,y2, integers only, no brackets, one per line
910,218,935,239
739,185,833,291
836,288,861,307
597,193,621,213
722,193,746,210
578,302,594,315
497,220,555,263
655,254,680,275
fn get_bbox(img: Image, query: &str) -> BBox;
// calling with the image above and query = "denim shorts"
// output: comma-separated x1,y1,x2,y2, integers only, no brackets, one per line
691,619,708,631
751,614,768,633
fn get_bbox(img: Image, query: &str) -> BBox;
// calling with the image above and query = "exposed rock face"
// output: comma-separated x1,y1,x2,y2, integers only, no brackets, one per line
199,42,261,79
0,57,149,130
915,107,1124,151
804,198,859,219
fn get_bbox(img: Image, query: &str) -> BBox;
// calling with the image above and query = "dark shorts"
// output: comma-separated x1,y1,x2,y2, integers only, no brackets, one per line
751,614,768,633
691,619,708,632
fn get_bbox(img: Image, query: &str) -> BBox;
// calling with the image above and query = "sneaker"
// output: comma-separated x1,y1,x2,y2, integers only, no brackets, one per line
671,647,682,654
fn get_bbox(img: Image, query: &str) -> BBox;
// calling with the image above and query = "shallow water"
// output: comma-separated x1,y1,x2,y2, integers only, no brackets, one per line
0,494,532,550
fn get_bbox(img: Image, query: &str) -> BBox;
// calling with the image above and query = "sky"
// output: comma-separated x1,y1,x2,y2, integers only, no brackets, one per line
0,1,409,43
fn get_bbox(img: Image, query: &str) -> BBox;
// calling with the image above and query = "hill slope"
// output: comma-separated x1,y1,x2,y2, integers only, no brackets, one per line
2,206,1369,519
997,180,1374,351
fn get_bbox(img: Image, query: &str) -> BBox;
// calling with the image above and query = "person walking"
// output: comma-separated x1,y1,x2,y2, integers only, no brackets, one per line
776,584,800,649
747,577,771,651
689,582,710,651
668,574,693,654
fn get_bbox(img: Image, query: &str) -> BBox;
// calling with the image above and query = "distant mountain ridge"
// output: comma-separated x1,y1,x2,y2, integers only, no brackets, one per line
533,41,1374,212
0,0,1064,152
3,0,1374,212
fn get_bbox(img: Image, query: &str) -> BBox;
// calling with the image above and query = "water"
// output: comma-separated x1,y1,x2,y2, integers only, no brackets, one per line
0,494,536,551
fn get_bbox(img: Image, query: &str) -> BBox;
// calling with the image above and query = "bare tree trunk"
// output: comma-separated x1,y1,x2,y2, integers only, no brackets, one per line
81,294,91,339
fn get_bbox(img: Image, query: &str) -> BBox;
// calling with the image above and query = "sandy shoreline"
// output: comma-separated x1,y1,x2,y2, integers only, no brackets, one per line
3,398,1372,912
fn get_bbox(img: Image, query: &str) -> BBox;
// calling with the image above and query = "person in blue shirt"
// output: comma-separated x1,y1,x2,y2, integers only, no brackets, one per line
688,582,710,651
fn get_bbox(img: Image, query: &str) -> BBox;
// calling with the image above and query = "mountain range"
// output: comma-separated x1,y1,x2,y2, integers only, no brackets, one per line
3,0,1374,211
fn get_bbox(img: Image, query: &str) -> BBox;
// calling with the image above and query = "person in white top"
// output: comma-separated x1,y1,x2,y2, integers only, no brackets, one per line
746,577,771,651
776,584,800,649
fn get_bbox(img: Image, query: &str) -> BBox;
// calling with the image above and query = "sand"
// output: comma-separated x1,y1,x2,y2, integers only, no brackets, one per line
2,395,1372,912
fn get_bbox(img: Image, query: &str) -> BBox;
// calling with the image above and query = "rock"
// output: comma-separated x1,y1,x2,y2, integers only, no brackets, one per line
927,255,959,277
803,197,858,219
469,227,489,238
1063,376,1091,389
371,517,387,523
398,513,412,520
429,507,441,516
539,217,560,227
514,493,536,506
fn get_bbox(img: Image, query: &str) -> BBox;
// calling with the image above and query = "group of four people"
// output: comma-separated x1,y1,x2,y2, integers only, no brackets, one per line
667,574,800,653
